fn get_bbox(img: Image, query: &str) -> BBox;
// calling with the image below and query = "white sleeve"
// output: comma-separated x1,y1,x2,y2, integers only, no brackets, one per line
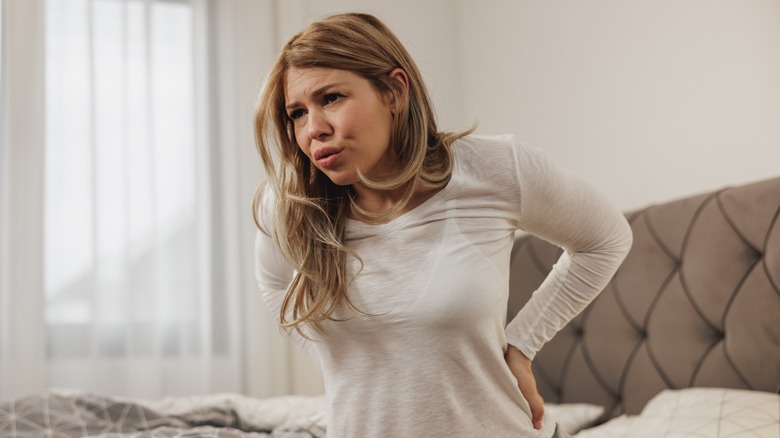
254,187,321,369
504,142,633,360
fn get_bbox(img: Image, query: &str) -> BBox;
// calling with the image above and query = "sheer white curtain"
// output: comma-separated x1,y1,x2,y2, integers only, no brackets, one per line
0,0,253,400
42,0,242,398
1,0,320,402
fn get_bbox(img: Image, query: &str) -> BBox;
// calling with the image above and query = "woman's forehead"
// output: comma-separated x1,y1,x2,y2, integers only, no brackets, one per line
284,68,364,103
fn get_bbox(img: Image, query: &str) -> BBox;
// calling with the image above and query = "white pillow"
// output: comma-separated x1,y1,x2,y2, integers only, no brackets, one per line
576,388,780,437
546,402,605,434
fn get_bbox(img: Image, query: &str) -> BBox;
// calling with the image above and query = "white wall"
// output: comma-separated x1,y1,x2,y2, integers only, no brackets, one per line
455,0,780,210
266,0,780,212
1,0,47,399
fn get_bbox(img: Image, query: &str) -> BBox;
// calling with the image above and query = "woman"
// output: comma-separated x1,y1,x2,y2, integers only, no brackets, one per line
253,13,632,438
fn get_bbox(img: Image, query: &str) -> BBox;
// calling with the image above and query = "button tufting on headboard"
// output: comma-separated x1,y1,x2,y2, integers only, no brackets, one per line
508,176,780,421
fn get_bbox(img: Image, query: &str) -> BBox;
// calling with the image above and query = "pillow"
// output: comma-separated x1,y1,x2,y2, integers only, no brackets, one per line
576,388,780,437
546,402,605,435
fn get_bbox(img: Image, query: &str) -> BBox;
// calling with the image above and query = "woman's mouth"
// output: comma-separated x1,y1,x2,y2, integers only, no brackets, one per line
314,146,343,169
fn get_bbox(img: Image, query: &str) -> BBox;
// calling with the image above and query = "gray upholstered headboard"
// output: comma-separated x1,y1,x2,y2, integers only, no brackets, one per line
508,176,780,420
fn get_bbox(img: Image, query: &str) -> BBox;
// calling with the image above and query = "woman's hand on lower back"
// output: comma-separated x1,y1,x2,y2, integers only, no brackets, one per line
505,344,544,430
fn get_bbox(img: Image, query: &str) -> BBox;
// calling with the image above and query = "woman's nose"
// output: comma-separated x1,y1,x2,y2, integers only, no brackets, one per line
307,110,332,141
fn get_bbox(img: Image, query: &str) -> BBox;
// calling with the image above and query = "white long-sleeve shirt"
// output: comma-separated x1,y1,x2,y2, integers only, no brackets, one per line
255,134,632,437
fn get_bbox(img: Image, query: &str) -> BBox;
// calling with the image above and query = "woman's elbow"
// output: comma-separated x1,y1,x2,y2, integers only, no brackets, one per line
613,215,633,260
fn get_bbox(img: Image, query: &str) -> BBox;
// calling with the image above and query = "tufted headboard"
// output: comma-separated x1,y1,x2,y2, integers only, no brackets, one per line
507,176,780,420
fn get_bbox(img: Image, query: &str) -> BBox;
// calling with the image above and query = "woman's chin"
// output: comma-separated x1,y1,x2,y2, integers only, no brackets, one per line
322,172,358,187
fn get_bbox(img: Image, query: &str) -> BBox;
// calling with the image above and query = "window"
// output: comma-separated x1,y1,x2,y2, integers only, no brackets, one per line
1,0,243,398
44,0,212,366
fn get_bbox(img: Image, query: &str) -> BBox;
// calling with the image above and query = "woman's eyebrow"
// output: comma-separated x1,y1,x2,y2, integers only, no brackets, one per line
286,82,346,111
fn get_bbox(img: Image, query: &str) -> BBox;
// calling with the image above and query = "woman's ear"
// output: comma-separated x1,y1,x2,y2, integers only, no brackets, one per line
385,68,409,114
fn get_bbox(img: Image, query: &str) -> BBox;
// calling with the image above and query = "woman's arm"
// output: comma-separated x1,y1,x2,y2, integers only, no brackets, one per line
254,188,322,370
506,141,633,359
504,140,632,429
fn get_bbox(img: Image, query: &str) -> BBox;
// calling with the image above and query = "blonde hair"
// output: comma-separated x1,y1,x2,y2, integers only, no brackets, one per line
253,13,472,333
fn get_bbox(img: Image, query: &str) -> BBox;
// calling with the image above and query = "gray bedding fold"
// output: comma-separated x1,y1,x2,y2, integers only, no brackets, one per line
0,392,323,438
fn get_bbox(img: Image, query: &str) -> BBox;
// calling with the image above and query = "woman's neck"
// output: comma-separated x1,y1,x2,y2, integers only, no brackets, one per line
349,182,439,223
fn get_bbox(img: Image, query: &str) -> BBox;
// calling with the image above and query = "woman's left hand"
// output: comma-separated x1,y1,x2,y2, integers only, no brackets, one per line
505,344,544,430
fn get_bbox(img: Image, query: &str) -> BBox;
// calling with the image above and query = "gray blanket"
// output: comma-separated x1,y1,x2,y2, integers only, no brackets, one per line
0,392,325,438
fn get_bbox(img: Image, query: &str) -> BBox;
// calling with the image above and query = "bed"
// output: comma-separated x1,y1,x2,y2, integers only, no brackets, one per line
2,176,778,437
508,175,780,436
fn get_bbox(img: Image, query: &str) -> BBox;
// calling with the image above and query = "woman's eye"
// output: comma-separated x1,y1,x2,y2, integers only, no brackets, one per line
324,93,343,105
289,109,305,120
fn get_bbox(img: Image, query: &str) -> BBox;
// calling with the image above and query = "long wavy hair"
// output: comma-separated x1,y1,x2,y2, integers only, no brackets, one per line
253,13,473,333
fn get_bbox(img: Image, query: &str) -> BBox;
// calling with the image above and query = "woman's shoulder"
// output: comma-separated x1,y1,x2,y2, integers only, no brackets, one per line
447,134,526,192
254,181,277,230
453,133,517,151
452,133,525,170
453,133,548,174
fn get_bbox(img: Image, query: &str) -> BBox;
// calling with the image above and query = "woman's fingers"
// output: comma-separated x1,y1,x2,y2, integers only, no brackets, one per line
505,345,545,429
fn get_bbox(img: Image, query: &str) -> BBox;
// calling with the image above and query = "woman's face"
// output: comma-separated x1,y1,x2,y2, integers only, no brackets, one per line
284,67,398,188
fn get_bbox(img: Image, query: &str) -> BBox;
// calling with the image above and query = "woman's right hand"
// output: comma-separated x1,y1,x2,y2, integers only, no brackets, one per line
505,344,545,430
